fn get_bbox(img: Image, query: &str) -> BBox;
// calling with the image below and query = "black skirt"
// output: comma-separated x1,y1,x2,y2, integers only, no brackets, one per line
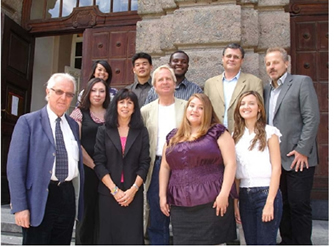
170,197,236,245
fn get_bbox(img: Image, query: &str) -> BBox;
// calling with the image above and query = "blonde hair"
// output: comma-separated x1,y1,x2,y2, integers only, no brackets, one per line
151,64,176,86
265,47,289,62
232,91,267,151
168,93,221,147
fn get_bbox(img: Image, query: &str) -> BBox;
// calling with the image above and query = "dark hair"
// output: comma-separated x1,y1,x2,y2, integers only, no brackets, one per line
169,50,189,63
132,52,152,66
222,43,245,59
104,88,143,129
89,60,113,85
78,78,110,110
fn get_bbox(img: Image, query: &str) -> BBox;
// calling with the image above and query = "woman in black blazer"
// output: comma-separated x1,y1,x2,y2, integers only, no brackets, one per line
94,88,150,244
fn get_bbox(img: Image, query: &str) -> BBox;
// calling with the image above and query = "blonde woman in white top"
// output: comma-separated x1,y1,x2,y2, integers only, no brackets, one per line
233,91,282,245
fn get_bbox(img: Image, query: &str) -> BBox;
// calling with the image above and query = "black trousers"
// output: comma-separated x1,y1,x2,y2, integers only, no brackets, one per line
279,167,315,245
22,181,75,245
75,166,99,244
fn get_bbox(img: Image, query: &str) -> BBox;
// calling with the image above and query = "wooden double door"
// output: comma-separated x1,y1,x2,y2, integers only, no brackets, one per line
1,11,138,204
288,1,328,202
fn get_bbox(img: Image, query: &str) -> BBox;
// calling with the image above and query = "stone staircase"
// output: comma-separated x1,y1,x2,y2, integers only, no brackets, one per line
1,205,75,245
1,205,22,245
1,204,328,245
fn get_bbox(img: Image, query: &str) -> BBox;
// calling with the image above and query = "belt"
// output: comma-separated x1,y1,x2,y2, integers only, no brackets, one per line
155,155,162,160
50,180,72,186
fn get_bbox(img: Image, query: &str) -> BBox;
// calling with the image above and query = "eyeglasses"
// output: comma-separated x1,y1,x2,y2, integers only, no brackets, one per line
50,88,75,98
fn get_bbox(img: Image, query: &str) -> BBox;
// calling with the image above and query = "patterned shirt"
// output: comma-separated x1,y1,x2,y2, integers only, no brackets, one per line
144,77,203,105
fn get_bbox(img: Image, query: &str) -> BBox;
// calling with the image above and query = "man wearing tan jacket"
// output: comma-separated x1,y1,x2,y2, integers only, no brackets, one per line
141,64,187,245
204,43,263,132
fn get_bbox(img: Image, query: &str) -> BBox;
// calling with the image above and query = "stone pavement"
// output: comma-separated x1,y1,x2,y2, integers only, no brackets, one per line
1,204,329,245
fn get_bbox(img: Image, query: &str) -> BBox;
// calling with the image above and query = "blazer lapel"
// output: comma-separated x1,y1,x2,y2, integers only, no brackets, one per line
106,127,122,155
274,74,293,117
123,128,140,157
151,100,159,143
215,74,225,105
40,106,55,147
264,86,271,123
229,72,246,109
174,98,186,126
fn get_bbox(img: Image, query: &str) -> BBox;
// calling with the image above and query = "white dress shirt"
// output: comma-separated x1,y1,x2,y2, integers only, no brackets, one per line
47,105,79,181
223,70,240,127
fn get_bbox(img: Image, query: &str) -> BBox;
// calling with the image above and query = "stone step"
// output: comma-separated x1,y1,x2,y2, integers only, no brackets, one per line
1,205,328,245
1,205,75,245
1,232,22,245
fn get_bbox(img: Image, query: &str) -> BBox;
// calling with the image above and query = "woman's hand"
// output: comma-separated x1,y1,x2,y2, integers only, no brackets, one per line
115,187,137,207
234,199,242,224
213,193,229,216
160,196,170,217
262,202,274,222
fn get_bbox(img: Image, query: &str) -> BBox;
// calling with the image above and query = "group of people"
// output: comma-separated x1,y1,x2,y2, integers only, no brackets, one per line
6,43,320,245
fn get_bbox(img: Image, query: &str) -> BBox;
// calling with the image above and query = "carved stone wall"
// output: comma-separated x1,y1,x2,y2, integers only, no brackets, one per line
136,0,290,87
1,0,23,25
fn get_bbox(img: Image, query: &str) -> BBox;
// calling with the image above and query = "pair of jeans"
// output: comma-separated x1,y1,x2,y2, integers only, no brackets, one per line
239,186,283,245
279,167,315,245
147,156,170,245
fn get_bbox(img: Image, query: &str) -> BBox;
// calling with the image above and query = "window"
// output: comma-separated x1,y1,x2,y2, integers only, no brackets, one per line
30,0,138,20
70,34,83,69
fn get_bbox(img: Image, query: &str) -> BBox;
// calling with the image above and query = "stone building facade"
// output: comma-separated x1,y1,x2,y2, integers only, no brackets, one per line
136,0,290,87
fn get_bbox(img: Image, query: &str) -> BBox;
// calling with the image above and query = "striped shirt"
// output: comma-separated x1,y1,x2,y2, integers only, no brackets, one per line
144,78,203,105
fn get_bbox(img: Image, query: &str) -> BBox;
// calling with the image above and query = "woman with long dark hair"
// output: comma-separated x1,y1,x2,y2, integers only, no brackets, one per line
77,60,117,104
70,77,110,244
94,88,150,244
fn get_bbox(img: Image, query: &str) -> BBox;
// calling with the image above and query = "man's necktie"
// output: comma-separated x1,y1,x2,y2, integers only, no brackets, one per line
55,117,68,182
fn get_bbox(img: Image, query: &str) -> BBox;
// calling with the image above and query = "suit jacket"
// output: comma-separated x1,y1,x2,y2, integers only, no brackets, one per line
204,72,263,132
93,125,150,195
140,97,187,190
264,73,320,171
6,106,84,227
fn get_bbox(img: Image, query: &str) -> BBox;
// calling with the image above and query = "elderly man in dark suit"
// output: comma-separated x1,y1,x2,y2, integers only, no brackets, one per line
263,47,320,245
7,73,84,245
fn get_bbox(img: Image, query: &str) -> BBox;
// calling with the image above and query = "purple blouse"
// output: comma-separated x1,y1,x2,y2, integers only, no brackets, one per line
165,124,231,207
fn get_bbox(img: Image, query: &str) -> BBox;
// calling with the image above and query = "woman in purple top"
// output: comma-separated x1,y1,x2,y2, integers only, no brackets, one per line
159,93,237,245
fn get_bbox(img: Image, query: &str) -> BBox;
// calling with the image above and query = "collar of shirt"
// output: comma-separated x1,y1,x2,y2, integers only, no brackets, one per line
46,104,66,124
222,70,241,83
269,71,288,90
134,76,152,88
175,77,189,89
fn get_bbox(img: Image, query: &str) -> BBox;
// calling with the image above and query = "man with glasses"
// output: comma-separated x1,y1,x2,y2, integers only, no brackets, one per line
7,73,84,245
